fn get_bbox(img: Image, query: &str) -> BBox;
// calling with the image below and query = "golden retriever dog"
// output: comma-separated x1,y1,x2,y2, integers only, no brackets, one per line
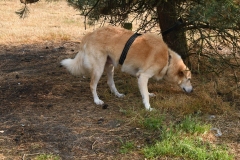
61,26,192,111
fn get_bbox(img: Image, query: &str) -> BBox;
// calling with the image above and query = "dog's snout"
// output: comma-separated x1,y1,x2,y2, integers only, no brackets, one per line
183,87,193,93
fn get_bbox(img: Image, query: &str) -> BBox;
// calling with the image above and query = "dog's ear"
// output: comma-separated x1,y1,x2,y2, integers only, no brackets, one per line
179,68,191,79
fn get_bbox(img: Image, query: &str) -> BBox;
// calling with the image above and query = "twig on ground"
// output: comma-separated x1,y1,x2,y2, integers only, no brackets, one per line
22,153,41,160
91,140,98,150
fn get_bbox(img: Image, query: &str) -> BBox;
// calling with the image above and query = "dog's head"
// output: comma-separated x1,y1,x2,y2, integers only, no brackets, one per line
177,67,193,93
164,51,193,93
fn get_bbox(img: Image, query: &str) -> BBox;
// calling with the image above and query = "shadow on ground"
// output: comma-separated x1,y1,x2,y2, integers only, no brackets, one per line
0,42,146,159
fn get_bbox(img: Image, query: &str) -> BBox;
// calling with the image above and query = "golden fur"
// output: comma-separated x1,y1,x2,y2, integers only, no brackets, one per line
61,26,192,110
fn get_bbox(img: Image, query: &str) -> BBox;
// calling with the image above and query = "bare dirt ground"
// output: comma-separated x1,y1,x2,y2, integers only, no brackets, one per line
0,42,152,160
0,41,240,160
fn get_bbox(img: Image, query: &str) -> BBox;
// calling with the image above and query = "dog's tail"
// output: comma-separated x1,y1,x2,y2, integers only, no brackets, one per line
61,51,87,76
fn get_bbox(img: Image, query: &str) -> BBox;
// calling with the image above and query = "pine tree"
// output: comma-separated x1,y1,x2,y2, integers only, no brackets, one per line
16,0,240,82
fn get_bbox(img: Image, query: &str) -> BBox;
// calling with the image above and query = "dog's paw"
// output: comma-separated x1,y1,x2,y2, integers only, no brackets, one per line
146,107,155,111
116,93,125,98
94,99,104,105
149,93,156,97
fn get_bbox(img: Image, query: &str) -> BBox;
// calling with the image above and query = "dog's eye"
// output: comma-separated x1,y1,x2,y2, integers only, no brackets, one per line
178,71,184,77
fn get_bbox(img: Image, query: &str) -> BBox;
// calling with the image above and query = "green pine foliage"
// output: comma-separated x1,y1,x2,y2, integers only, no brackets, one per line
15,0,240,81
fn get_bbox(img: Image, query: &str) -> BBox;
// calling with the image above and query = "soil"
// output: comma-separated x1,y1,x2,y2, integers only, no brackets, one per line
0,42,239,160
0,42,148,160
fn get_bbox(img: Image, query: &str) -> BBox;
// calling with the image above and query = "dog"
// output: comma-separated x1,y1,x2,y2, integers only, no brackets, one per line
61,26,193,111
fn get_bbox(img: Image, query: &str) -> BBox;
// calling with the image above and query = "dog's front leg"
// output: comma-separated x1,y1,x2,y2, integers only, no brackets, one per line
137,74,153,111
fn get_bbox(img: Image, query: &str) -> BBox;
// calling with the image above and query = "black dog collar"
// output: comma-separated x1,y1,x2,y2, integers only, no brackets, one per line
119,33,142,65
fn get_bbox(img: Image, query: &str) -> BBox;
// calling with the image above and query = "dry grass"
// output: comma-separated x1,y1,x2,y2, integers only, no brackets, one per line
0,0,239,159
0,0,97,45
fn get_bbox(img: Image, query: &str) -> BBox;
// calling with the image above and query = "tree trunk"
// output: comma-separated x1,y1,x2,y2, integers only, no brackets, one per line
157,0,188,60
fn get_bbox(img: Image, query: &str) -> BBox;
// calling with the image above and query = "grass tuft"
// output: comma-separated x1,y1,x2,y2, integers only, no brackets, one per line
176,115,211,135
120,140,135,154
143,115,234,160
34,153,61,160
142,116,164,131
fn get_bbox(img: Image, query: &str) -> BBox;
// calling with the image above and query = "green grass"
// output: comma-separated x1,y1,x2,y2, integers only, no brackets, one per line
176,115,211,135
120,140,135,154
142,115,234,160
142,116,164,131
34,154,61,160
144,135,233,160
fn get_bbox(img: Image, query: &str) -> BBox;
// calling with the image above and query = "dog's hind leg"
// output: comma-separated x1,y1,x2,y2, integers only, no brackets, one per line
90,68,105,105
138,73,153,111
105,62,125,98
